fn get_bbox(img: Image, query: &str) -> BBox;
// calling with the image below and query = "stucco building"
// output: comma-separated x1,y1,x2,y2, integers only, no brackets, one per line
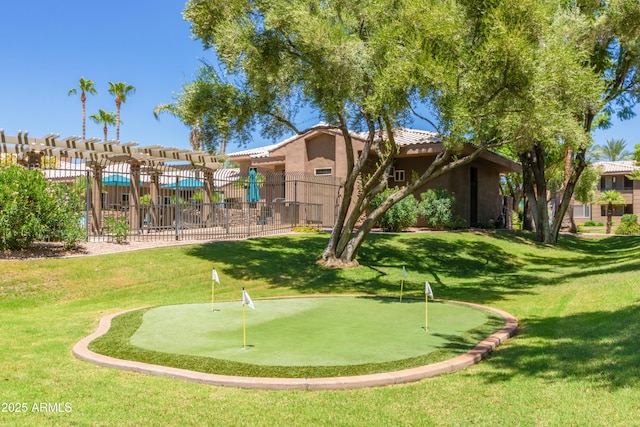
573,160,640,225
227,127,521,228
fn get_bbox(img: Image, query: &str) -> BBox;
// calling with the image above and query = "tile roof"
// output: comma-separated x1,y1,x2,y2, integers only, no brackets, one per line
226,143,282,159
360,127,441,146
227,126,441,158
593,160,640,174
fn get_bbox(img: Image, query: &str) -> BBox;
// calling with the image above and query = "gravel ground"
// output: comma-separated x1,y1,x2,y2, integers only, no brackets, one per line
0,239,208,260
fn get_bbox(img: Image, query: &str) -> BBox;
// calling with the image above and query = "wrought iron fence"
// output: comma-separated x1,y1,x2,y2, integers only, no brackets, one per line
21,159,341,242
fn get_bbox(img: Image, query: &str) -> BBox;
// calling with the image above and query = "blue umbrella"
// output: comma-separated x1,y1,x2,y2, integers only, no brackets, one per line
246,169,260,203
102,174,131,187
161,178,204,189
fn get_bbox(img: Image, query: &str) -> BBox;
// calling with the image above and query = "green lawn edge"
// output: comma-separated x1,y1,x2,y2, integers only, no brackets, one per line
88,298,506,378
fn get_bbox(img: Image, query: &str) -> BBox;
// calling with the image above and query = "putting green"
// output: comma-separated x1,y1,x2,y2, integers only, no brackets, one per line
130,297,491,366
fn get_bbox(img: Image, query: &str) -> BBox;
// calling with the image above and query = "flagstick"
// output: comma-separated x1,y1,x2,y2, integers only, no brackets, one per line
242,303,247,349
400,279,404,302
425,293,428,332
211,279,215,311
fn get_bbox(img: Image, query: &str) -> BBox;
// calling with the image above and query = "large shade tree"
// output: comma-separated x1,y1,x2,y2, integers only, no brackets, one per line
518,0,640,243
108,81,136,142
183,0,600,265
68,77,98,140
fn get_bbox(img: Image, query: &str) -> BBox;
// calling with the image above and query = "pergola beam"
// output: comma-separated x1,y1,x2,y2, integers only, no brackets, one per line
0,130,224,171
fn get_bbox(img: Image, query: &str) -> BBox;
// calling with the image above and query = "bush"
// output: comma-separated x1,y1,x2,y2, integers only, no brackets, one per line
511,210,522,230
615,214,640,235
417,188,457,230
0,166,84,250
370,188,418,232
291,225,322,233
103,216,129,243
583,220,597,227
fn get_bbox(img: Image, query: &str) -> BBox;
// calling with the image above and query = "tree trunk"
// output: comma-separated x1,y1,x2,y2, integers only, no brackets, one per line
321,129,488,267
520,144,554,243
549,146,588,242
563,146,577,233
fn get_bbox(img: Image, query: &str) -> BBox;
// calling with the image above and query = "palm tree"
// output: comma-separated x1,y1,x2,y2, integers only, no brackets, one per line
68,77,98,140
108,82,136,142
591,138,632,162
596,190,626,234
89,110,117,141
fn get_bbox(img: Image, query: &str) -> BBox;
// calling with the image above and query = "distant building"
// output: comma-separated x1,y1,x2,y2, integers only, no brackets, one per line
573,161,640,225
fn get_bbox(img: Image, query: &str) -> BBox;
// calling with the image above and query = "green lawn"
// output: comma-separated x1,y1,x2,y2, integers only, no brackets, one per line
1,230,639,426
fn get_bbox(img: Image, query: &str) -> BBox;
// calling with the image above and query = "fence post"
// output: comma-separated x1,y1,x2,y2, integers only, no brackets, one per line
174,176,180,241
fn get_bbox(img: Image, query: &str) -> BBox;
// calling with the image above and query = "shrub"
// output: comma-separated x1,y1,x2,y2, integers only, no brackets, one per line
0,166,84,250
417,188,456,230
103,216,129,244
511,210,522,230
616,214,640,235
291,225,322,233
583,220,597,227
370,188,418,232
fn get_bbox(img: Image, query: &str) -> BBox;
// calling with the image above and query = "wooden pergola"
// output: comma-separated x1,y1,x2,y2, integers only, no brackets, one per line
1,129,224,235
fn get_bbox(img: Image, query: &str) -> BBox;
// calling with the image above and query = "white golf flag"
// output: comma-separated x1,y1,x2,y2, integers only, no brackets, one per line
402,266,407,278
212,268,220,284
242,289,255,310
425,280,434,299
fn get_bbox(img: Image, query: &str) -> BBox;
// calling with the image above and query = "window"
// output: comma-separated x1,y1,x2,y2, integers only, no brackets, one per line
314,167,332,176
121,193,129,204
573,204,591,218
601,204,629,217
394,169,405,182
600,176,617,190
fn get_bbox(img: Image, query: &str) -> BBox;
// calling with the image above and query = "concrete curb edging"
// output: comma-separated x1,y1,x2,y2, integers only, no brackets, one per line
73,300,518,390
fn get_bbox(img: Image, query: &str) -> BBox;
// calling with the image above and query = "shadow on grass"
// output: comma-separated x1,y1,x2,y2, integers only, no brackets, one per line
481,303,640,390
184,231,640,305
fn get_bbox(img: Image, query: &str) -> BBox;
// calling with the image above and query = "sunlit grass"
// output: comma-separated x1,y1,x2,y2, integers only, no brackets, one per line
2,230,639,425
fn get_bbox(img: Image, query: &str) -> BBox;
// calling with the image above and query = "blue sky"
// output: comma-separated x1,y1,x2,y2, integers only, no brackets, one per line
0,1,637,154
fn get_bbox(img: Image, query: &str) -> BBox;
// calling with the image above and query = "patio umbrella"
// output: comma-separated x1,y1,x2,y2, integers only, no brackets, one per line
246,169,260,203
102,174,131,187
160,178,203,189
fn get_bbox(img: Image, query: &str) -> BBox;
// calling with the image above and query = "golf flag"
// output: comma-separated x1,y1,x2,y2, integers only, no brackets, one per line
400,266,408,302
211,268,220,311
242,289,255,310
425,280,434,299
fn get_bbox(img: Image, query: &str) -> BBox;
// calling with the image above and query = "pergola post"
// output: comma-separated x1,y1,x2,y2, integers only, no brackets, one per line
203,170,215,227
129,162,141,233
18,151,43,169
90,165,104,235
149,171,161,230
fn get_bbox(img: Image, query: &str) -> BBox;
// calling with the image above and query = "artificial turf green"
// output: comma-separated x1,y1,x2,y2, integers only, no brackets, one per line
89,298,505,378
130,297,490,365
